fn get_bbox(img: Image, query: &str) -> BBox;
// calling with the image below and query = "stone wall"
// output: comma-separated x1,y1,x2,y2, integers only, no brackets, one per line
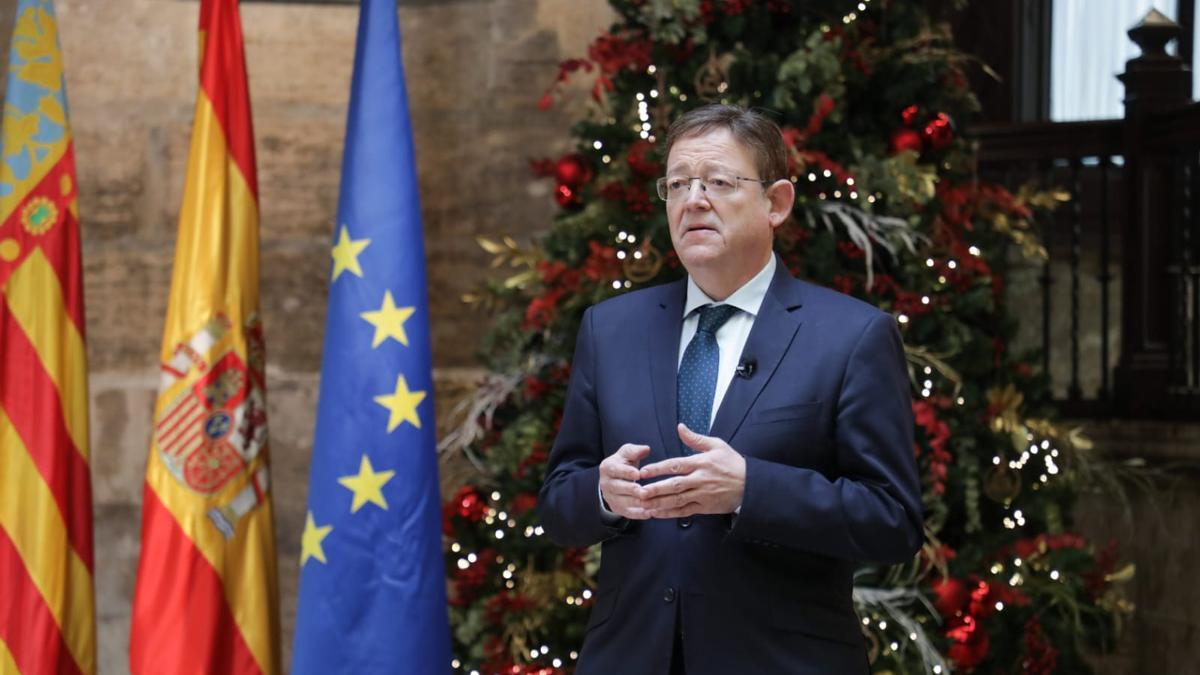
6,0,615,672
1076,422,1200,675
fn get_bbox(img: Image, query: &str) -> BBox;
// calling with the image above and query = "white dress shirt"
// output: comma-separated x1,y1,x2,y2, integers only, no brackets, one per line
678,254,775,429
599,255,775,517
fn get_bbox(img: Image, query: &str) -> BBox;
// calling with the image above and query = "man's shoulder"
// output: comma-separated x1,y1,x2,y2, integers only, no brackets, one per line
587,277,684,318
788,277,891,327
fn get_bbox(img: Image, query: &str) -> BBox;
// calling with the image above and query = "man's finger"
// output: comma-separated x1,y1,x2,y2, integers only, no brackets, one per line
643,487,698,511
677,423,720,452
617,443,652,461
604,494,651,520
606,496,642,515
601,477,646,499
639,476,691,499
639,457,695,480
601,462,642,483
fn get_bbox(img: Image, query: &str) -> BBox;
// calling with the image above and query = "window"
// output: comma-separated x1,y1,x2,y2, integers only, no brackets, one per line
1051,0,1197,120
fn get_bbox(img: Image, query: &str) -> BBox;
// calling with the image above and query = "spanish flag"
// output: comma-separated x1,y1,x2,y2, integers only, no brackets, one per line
0,0,95,673
129,1,279,673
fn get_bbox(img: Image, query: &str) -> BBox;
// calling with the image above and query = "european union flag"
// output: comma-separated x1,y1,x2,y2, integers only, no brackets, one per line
292,0,451,671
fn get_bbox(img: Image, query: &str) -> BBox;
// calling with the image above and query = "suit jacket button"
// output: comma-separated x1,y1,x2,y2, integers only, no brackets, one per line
664,587,676,603
678,517,692,529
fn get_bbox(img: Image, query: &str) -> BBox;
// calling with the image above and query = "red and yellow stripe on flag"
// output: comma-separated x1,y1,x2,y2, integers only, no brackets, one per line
0,1,96,673
129,1,279,673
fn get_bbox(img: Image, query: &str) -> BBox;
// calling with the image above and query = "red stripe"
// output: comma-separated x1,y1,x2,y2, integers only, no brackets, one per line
166,428,205,459
53,149,86,335
158,394,199,423
157,397,199,432
159,414,204,455
0,527,85,675
161,428,198,458
159,424,201,456
161,363,188,379
198,0,258,198
129,485,262,675
0,300,94,570
0,145,87,335
157,398,201,440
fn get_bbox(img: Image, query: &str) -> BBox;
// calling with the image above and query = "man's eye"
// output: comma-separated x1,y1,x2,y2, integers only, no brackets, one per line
707,177,733,188
667,179,689,190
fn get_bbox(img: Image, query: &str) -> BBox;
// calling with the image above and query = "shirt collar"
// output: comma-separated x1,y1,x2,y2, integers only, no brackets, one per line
683,254,776,319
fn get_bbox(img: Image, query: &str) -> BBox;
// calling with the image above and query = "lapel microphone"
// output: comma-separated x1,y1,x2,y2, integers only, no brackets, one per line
736,357,757,379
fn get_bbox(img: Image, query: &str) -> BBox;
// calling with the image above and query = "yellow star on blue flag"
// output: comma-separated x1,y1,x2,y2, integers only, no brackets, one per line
360,290,416,347
330,225,370,281
373,374,426,431
337,455,395,512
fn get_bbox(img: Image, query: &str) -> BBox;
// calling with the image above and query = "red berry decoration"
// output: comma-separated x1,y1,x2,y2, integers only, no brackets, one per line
552,181,576,205
923,112,955,152
889,127,924,155
554,183,582,209
900,104,921,126
554,153,593,188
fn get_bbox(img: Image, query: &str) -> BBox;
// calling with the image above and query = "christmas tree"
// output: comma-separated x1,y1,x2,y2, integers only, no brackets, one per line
441,1,1131,672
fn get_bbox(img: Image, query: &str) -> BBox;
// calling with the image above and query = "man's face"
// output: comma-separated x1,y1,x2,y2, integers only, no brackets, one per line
665,128,782,284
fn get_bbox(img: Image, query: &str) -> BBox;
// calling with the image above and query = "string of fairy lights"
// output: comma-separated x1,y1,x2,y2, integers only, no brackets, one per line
843,0,872,25
448,488,580,673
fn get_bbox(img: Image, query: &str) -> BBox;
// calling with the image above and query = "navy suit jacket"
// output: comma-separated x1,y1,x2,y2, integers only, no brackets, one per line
538,259,923,674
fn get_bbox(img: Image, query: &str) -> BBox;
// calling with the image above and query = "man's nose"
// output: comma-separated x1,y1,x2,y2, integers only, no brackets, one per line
682,179,710,208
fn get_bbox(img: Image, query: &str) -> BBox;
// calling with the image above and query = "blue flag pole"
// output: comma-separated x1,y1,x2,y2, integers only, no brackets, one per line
292,0,450,671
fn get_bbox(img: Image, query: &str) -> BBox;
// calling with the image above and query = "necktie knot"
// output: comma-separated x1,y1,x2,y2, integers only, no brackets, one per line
696,304,738,335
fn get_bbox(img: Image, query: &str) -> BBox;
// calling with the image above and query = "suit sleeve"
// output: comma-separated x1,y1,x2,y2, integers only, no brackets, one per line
729,312,924,563
538,307,628,547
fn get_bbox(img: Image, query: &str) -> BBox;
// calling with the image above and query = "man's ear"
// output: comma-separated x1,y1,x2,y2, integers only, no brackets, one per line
765,178,795,230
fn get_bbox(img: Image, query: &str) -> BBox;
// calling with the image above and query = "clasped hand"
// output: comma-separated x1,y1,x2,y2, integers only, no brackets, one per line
598,423,745,520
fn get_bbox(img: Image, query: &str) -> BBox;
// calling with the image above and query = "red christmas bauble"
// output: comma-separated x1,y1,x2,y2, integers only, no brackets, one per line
930,577,970,617
900,104,921,126
889,127,924,155
923,112,955,152
555,153,593,188
626,139,660,177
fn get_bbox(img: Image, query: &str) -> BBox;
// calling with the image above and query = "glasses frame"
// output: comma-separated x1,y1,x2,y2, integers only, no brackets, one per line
655,175,772,201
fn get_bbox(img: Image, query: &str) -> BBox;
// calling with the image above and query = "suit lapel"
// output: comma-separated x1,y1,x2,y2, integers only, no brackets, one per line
648,280,686,459
709,260,805,442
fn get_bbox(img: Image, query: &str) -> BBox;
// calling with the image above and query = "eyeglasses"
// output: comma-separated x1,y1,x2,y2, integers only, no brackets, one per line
655,175,771,201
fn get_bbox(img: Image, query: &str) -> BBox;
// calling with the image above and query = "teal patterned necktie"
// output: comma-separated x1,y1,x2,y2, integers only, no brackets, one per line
677,304,739,446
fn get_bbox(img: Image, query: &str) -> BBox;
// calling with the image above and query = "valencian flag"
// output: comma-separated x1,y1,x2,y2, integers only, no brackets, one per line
0,1,95,673
129,0,279,673
291,0,451,671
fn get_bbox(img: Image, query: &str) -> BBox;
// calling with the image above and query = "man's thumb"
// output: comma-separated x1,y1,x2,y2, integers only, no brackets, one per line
677,423,715,452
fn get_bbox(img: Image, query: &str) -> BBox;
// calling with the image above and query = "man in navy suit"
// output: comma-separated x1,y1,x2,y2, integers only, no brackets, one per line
538,104,923,674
